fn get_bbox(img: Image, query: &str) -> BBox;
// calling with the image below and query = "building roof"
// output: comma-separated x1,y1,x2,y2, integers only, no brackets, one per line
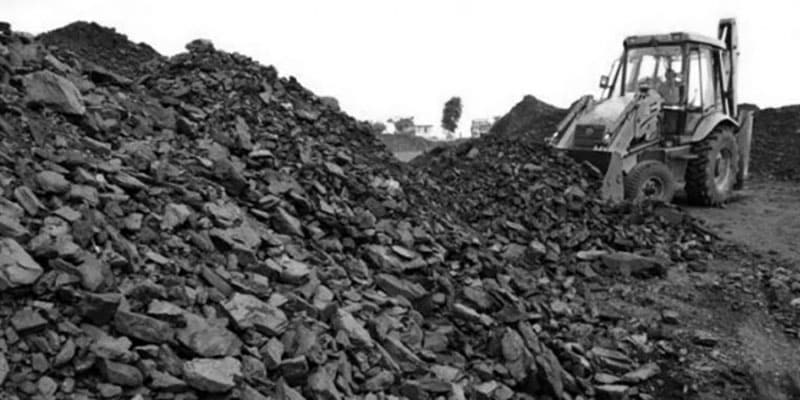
624,32,726,49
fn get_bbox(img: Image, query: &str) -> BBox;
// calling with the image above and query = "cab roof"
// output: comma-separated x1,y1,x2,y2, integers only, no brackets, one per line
624,32,726,49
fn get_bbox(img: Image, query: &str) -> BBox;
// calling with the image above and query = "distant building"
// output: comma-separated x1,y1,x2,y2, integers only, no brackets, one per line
471,118,494,137
415,124,434,136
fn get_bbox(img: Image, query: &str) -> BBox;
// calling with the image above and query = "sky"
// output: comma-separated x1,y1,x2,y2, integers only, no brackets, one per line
4,0,800,138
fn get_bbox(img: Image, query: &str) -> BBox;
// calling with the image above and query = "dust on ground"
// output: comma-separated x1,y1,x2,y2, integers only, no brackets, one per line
686,179,800,263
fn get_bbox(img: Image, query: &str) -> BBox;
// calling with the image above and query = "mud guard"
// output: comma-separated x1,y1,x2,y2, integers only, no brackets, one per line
734,110,753,189
563,149,624,202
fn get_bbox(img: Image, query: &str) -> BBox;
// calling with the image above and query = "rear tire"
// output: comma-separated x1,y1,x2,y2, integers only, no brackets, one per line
685,126,739,206
624,160,676,203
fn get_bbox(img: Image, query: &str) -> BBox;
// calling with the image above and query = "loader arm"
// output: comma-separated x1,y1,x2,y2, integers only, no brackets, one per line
718,18,739,118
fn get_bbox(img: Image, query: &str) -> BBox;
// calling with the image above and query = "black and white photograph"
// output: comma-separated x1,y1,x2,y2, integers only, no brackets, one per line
1,1,799,399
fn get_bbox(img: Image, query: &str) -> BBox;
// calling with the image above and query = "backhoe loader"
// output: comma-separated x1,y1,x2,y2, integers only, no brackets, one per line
548,18,753,205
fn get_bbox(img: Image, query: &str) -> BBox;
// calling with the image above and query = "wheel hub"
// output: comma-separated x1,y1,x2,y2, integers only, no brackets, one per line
640,176,665,199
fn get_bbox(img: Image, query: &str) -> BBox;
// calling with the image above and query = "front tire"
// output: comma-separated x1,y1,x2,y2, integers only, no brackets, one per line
685,126,739,206
624,160,676,203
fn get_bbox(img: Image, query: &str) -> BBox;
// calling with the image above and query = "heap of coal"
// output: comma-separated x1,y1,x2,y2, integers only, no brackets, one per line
488,95,566,140
750,105,800,180
0,22,716,400
38,21,162,79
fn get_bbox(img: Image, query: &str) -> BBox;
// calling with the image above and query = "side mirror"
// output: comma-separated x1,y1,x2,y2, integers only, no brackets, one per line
599,75,610,89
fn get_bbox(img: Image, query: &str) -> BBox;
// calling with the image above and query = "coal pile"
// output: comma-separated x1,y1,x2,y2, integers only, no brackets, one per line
412,131,711,266
0,21,716,400
409,132,716,398
750,105,800,180
488,95,567,140
38,21,162,80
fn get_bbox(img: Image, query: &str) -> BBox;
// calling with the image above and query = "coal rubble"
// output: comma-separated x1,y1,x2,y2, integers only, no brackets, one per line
0,22,715,400
750,105,800,180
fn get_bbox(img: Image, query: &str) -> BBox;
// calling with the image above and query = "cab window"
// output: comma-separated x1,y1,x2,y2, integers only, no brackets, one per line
687,49,702,108
700,48,716,109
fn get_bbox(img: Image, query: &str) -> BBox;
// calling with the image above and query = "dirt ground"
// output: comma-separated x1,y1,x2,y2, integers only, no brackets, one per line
394,150,423,162
686,179,800,263
626,178,800,399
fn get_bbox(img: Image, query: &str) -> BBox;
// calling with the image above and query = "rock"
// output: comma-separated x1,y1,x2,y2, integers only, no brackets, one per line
223,292,288,336
99,359,144,387
333,308,373,347
601,252,667,278
262,337,284,369
75,253,113,292
622,362,660,383
111,172,147,191
10,308,48,334
0,214,29,239
32,352,49,372
364,370,395,392
54,206,82,222
186,39,215,52
122,213,143,231
23,70,86,115
273,207,304,237
241,355,267,381
307,367,342,400
692,330,719,347
0,238,43,288
178,315,242,357
97,383,123,398
661,310,679,324
595,384,631,400
162,203,192,230
69,184,99,206
149,370,188,392
90,335,134,360
790,297,800,308
113,310,175,344
78,292,121,324
501,328,532,383
36,170,71,193
0,197,24,219
54,339,76,366
383,335,427,372
463,286,494,310
210,224,262,251
85,63,132,86
279,355,309,382
13,186,43,215
241,384,271,400
276,378,307,400
375,273,428,300
0,353,8,385
276,256,311,284
183,357,242,393
37,375,58,396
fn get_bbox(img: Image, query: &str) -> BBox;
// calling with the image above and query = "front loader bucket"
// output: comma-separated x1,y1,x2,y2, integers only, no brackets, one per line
563,149,624,202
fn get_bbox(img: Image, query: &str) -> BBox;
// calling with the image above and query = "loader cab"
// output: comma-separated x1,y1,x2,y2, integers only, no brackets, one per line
600,33,730,140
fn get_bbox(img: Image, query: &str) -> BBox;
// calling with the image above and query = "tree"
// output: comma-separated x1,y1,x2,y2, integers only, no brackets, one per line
441,96,462,135
369,121,386,134
393,117,415,136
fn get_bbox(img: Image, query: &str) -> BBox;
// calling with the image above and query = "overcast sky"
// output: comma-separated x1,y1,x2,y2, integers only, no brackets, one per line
5,0,799,137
